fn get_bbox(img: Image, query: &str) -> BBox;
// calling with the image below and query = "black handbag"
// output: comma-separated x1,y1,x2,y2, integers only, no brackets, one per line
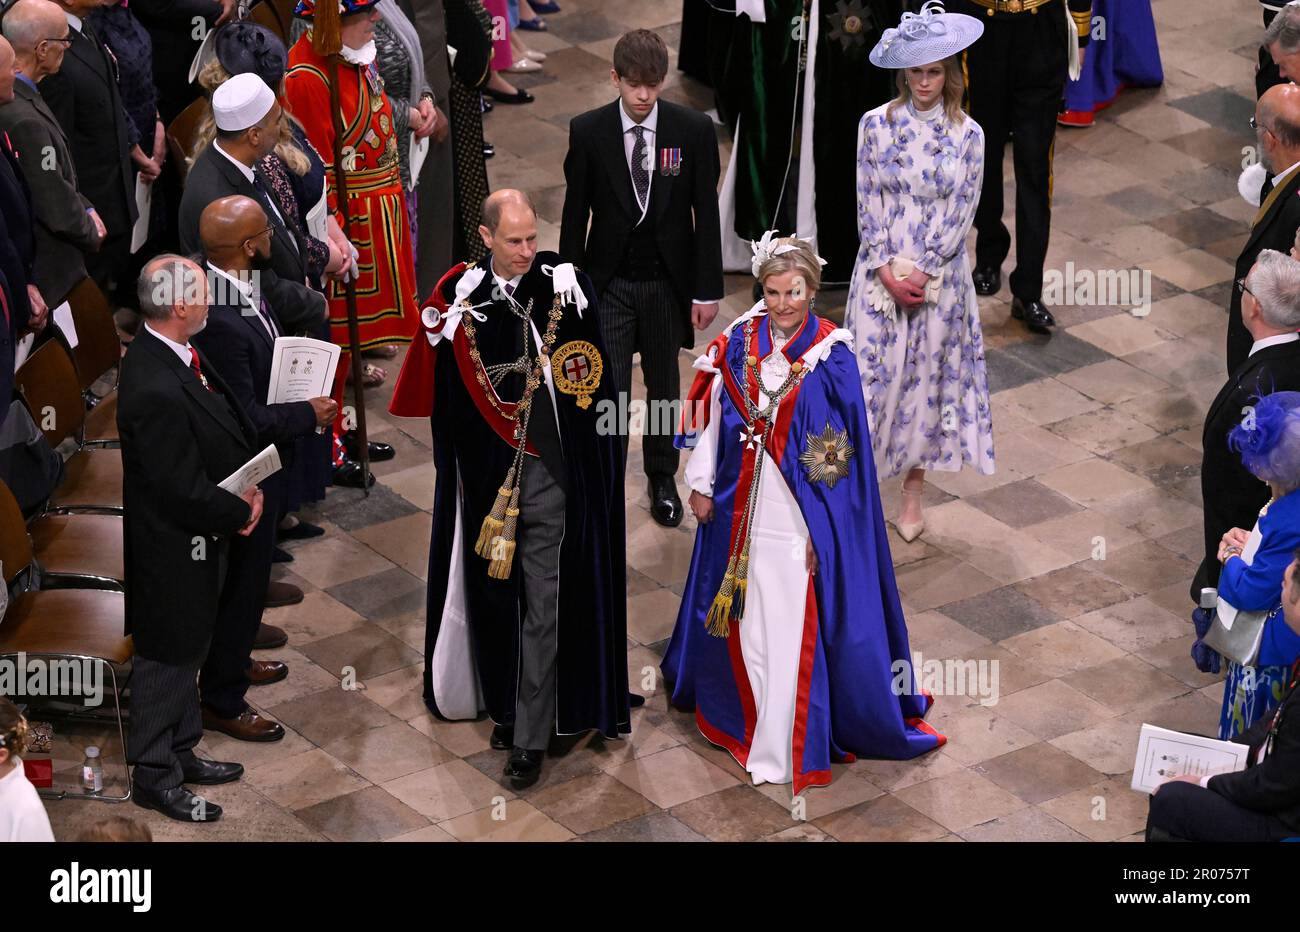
0,398,64,519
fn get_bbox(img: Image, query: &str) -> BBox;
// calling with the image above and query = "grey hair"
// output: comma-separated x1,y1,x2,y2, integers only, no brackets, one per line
1248,248,1300,330
137,254,204,322
1266,4,1300,56
1,0,58,54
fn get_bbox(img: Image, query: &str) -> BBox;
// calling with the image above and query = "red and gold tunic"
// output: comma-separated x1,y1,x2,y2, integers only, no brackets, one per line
284,34,419,350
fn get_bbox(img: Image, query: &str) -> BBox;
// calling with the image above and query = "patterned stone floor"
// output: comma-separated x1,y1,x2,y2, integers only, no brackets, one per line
43,0,1262,841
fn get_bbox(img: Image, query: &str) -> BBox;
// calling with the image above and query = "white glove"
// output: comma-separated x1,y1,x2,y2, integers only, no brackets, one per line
545,262,587,316
343,244,360,283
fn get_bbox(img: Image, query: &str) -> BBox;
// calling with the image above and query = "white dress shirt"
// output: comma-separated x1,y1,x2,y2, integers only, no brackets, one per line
213,141,287,228
617,101,718,306
64,11,83,33
207,262,279,341
1249,331,1300,357
1273,158,1300,190
489,259,560,429
145,322,195,367
620,100,657,220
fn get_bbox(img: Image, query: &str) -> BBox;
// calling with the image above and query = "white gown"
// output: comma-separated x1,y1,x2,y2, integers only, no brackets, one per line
685,330,809,786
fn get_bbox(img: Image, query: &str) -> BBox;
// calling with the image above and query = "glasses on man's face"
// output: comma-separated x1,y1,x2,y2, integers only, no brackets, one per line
1236,278,1254,298
40,37,73,48
246,226,273,246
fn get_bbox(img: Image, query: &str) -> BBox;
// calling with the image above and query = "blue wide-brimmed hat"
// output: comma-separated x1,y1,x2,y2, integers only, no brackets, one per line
869,1,984,70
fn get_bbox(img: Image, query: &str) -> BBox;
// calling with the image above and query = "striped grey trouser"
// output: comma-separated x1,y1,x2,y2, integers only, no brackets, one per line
598,275,684,478
512,458,565,751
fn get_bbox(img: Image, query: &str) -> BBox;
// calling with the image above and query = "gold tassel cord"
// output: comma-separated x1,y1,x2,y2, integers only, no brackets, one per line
475,467,515,558
487,488,522,579
705,557,738,639
731,541,750,623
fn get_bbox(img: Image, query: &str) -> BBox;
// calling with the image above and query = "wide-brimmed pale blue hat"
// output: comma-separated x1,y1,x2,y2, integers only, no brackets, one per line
869,1,984,70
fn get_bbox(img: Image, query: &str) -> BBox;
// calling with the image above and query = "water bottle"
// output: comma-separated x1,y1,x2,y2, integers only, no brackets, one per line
81,746,103,795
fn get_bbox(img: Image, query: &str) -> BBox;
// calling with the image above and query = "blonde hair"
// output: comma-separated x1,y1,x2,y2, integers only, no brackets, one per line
76,816,154,843
0,697,28,757
195,59,311,177
757,236,822,294
886,55,967,124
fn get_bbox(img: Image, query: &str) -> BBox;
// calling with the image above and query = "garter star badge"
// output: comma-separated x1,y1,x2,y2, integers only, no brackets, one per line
551,340,603,409
799,423,855,489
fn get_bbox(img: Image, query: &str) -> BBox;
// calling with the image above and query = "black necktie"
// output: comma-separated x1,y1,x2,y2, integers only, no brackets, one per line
1262,175,1275,200
630,125,649,210
253,173,298,255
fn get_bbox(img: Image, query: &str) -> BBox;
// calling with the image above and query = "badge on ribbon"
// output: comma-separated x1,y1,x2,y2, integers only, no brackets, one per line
551,340,603,409
659,147,683,176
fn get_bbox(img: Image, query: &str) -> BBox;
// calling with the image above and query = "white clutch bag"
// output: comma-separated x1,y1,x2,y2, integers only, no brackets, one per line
868,257,941,319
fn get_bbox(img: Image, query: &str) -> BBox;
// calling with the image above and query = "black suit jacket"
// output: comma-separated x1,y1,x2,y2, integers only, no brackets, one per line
179,144,326,335
1210,661,1300,832
190,279,317,462
38,23,137,239
1193,338,1300,599
0,131,32,422
1228,169,1300,374
0,81,103,305
560,100,723,349
118,327,255,664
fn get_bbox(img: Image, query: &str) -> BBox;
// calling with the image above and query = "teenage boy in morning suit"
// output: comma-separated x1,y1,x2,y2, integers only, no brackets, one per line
560,28,724,528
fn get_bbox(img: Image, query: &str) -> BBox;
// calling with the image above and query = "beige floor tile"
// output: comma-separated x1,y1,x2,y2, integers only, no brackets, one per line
815,793,949,842
283,535,398,589
1049,719,1144,776
992,680,1117,741
244,748,370,811
904,609,992,660
529,772,657,834
973,742,1106,805
753,767,883,821
351,513,434,582
439,800,575,842
1055,358,1172,404
1037,458,1155,508
1037,776,1151,841
893,555,1002,611
380,461,437,511
386,824,457,842
994,379,1105,426
626,587,683,646
893,769,1027,832
1045,407,1159,456
922,702,1040,765
265,590,369,644
852,746,965,793
1066,314,1180,358
1000,620,1129,679
1063,655,1192,715
607,745,740,809
322,721,453,785
1071,595,1193,654
406,712,495,758
381,759,513,822
958,806,1092,842
1146,248,1235,291
921,500,1075,584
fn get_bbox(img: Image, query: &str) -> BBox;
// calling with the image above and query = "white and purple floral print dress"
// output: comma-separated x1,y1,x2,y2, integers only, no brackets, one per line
846,100,995,479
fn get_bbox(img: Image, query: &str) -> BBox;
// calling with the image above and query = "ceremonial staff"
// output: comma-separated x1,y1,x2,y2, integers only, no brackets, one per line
310,0,371,493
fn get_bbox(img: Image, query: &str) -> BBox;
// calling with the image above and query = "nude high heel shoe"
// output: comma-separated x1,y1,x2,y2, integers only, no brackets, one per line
896,487,925,543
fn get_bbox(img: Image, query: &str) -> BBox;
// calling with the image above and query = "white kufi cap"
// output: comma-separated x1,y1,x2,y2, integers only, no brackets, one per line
212,72,277,132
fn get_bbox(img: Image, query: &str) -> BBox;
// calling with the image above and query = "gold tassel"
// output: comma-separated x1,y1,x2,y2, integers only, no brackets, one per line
705,556,738,638
730,542,750,623
475,468,515,558
486,488,522,579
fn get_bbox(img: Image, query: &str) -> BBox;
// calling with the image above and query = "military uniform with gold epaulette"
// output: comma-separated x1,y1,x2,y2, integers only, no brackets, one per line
947,0,1092,334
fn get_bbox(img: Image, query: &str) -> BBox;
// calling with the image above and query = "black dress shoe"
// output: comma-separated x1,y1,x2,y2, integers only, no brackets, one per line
180,757,244,786
333,459,376,489
132,784,222,822
648,474,683,528
485,87,534,104
277,519,324,541
490,723,514,750
343,430,395,462
504,747,544,789
480,94,494,113
1011,297,1056,334
483,142,495,159
629,692,646,708
272,545,293,564
972,265,1001,296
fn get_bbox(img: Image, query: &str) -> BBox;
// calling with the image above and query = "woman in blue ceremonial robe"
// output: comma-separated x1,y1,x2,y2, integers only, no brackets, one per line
1213,391,1300,739
661,233,945,795
1060,0,1163,128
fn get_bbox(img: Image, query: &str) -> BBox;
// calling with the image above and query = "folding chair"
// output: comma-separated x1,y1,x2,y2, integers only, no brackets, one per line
14,340,123,515
59,279,122,448
0,480,132,802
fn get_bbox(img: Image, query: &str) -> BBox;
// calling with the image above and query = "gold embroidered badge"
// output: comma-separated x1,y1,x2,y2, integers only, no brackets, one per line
799,423,855,489
551,341,603,410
